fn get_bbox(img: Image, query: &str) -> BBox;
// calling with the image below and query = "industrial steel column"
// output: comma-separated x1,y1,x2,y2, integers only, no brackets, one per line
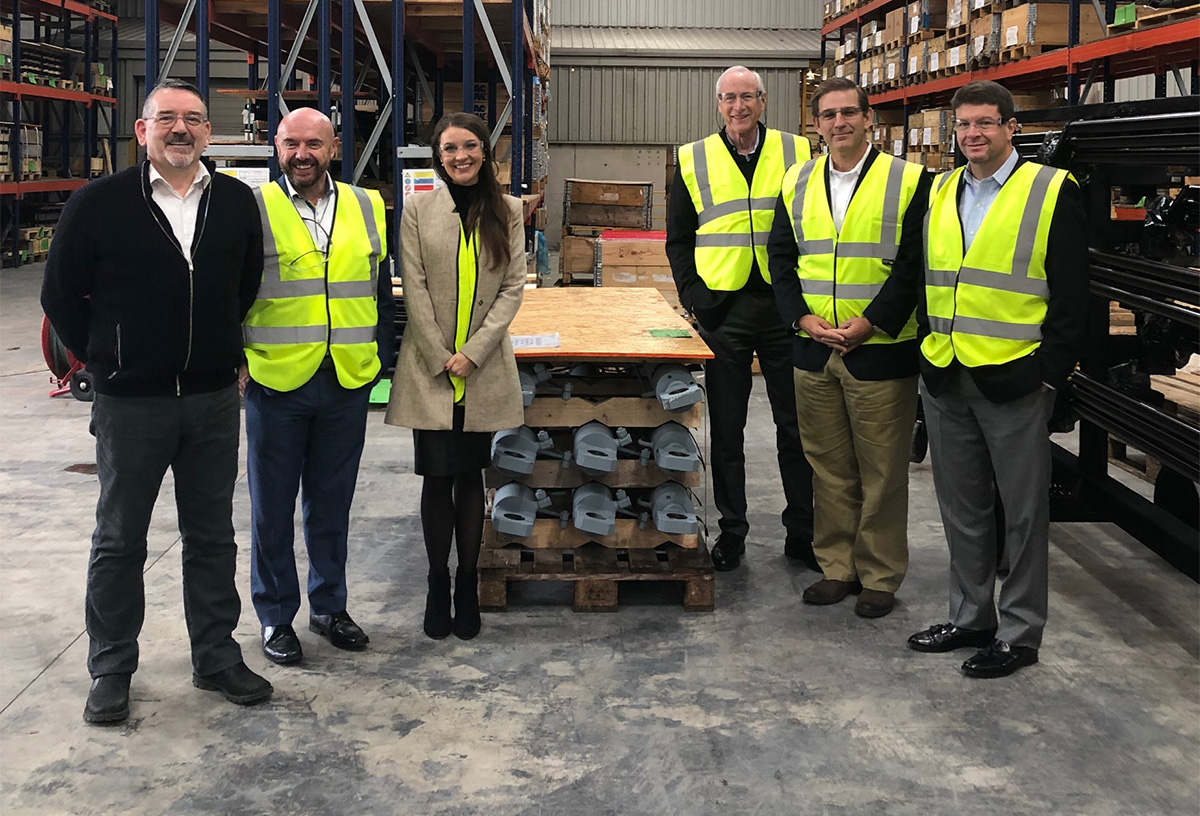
509,0,523,195
268,0,280,177
392,0,404,231
196,0,209,101
341,0,354,182
318,0,331,114
462,0,474,112
144,0,159,90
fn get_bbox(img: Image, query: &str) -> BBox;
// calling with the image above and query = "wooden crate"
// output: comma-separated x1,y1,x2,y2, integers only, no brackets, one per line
479,543,715,612
559,231,598,284
564,178,654,230
999,2,1107,56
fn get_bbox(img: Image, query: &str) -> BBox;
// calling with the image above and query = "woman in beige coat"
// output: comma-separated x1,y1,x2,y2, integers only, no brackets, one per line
385,112,526,640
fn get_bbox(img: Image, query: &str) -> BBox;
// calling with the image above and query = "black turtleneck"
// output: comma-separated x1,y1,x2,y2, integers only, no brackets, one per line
447,180,481,224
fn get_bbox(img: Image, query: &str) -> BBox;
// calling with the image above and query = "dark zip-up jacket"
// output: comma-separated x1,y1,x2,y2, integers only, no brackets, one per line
41,159,263,397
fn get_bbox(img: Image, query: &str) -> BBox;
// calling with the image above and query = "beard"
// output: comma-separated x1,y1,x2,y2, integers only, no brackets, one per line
162,138,197,168
284,157,329,190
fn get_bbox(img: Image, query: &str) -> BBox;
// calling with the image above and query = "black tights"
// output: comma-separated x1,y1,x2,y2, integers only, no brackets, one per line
420,470,484,574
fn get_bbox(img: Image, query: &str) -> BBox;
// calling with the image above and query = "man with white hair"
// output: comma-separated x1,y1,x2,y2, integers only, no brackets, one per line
667,66,815,572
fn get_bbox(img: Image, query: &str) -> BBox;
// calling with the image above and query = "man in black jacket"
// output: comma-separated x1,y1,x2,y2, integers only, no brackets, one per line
666,65,816,572
769,79,931,619
907,81,1088,678
42,79,272,724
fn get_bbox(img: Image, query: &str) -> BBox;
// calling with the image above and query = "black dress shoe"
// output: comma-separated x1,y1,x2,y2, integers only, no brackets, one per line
262,624,302,665
962,640,1039,678
453,568,481,641
424,571,453,640
907,622,997,653
309,610,370,650
83,673,131,725
192,662,273,705
710,533,746,571
783,536,820,572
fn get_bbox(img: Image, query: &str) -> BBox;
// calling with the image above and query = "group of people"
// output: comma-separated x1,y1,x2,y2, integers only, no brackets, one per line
41,65,1086,727
42,80,527,725
668,68,1085,681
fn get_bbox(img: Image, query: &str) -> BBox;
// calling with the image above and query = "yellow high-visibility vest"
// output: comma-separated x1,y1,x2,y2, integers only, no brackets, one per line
678,128,811,288
921,161,1070,368
451,225,479,405
781,151,924,343
244,180,387,391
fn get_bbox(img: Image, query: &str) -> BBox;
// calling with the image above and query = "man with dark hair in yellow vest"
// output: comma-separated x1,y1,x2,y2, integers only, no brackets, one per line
769,78,931,619
241,107,396,666
667,65,815,572
908,81,1087,677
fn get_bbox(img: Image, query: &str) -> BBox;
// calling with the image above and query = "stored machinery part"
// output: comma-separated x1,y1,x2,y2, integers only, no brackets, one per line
517,363,554,407
573,421,632,476
648,364,703,413
572,482,631,538
491,426,560,477
644,422,701,472
648,482,698,535
491,483,551,538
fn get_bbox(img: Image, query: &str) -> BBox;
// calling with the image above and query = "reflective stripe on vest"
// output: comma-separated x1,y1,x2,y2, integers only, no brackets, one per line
921,161,1068,368
678,128,811,289
244,181,387,391
781,152,923,345
451,226,478,405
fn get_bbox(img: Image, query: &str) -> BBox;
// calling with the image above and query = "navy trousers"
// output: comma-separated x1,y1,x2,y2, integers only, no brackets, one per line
246,368,371,627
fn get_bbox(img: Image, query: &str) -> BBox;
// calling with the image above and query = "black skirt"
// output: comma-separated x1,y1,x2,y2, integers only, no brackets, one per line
413,404,492,477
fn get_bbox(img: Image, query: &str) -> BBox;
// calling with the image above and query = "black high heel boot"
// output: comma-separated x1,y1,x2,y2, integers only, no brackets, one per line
452,568,481,640
424,571,452,639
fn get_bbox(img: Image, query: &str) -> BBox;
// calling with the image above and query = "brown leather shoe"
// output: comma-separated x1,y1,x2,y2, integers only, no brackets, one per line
854,589,895,618
802,578,863,605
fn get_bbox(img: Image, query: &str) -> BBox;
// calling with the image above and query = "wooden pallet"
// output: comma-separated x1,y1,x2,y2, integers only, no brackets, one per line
1108,437,1162,484
1151,371,1200,426
907,27,944,43
479,542,715,612
486,459,702,490
968,0,1003,19
484,519,700,551
1110,3,1199,29
946,24,970,44
525,396,703,430
999,43,1054,61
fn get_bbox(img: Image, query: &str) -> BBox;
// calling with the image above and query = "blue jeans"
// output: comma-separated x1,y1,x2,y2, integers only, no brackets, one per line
245,369,370,626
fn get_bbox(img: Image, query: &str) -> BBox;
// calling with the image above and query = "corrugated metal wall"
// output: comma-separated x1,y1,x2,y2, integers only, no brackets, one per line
553,0,821,29
549,65,804,144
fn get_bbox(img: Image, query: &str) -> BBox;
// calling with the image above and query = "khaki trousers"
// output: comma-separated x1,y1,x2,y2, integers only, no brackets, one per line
793,353,918,592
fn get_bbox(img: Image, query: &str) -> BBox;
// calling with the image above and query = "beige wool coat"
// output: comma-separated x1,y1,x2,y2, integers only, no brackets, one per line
384,186,526,432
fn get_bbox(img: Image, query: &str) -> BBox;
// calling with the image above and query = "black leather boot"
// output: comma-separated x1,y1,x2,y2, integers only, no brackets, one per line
424,571,453,640
453,568,481,640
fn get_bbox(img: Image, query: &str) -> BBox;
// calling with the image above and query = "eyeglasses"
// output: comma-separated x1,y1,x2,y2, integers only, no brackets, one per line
146,111,208,127
288,248,329,273
816,107,863,123
717,91,764,105
439,140,483,155
954,118,1007,132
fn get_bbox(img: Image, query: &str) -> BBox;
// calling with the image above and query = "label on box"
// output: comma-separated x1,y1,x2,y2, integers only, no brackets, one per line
909,127,919,143
974,35,986,55
1006,25,1018,46
909,56,919,74
888,63,897,80
875,31,883,47
973,0,985,8
511,333,561,349
836,64,845,78
910,15,920,33
861,72,870,86
923,126,932,146
893,140,904,156
930,52,940,71
835,0,842,13
949,47,961,67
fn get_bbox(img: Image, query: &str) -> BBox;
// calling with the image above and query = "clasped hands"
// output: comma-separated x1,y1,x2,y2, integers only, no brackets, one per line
444,352,477,377
798,315,874,356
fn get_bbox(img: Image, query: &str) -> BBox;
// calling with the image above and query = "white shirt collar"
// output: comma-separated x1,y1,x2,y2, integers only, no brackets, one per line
830,146,870,178
148,161,210,195
965,146,1019,188
284,172,335,204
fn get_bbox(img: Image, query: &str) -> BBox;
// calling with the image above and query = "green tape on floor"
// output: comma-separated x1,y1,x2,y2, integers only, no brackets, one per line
649,328,691,338
369,379,391,404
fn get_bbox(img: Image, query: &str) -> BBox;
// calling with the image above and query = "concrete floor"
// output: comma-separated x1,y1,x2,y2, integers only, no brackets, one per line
1,261,1197,816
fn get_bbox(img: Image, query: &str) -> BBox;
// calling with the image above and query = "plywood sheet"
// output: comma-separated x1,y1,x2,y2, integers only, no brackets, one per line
508,288,712,362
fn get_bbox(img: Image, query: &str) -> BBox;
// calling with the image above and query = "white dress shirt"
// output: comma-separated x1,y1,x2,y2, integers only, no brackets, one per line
960,146,1019,250
284,172,336,252
148,162,211,264
828,148,870,233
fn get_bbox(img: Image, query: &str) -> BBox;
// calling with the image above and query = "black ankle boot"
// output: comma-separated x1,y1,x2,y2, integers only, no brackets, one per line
424,571,452,640
453,568,481,640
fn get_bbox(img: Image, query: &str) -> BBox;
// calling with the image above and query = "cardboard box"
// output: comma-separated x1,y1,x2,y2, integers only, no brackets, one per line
559,233,598,280
908,41,927,75
886,8,907,41
1000,3,1108,50
947,0,967,28
970,13,1001,62
908,0,948,35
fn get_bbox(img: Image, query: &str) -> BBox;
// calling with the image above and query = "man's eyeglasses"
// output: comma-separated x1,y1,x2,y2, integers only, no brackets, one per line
439,140,483,155
146,111,208,128
816,107,864,123
717,91,764,105
954,118,1007,132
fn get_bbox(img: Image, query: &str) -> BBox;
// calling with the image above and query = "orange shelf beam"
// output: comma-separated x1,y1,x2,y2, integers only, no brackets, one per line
22,0,117,23
0,178,90,197
0,80,115,106
822,0,896,36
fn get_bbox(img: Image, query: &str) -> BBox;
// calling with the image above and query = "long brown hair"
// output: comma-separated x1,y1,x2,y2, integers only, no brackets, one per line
431,112,513,268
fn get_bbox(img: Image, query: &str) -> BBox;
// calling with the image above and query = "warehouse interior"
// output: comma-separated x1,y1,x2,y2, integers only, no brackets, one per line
2,0,1199,813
